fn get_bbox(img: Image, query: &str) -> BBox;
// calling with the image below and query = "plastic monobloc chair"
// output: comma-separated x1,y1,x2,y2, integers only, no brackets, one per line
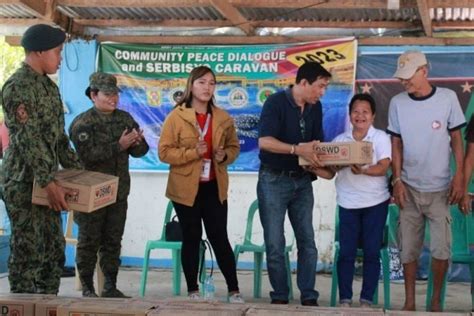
330,204,392,309
233,199,294,300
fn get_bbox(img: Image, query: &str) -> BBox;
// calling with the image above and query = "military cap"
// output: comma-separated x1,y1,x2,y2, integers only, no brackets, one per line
21,24,66,52
88,72,121,95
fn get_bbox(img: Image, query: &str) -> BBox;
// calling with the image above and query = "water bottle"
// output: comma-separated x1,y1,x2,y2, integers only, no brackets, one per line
203,275,215,300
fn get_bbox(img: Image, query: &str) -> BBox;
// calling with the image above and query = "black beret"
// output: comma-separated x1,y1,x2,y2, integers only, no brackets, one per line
21,24,66,52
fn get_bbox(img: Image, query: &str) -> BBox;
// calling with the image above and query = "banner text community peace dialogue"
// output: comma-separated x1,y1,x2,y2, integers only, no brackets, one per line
113,50,286,73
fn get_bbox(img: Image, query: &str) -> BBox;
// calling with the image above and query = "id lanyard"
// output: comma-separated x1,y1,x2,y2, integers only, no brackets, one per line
196,114,212,181
196,114,211,141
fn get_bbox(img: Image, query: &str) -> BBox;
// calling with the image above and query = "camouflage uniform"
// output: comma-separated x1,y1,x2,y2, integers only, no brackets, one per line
1,63,82,294
69,88,149,296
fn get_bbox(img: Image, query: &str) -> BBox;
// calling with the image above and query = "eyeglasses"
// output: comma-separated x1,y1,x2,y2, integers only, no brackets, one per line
299,117,306,140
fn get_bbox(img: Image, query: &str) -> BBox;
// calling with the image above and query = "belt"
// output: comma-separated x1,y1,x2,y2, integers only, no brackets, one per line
260,164,308,178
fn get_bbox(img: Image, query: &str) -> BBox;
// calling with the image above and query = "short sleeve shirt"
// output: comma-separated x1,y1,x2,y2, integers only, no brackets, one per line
333,126,391,208
387,86,466,192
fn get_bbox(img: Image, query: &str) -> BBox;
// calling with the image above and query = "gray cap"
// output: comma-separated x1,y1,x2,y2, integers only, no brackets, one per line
393,50,428,80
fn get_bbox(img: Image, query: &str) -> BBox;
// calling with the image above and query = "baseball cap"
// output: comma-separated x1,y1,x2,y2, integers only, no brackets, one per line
88,72,121,94
393,50,428,80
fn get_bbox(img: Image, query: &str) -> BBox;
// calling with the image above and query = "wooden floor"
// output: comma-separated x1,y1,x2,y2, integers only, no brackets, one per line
0,268,471,314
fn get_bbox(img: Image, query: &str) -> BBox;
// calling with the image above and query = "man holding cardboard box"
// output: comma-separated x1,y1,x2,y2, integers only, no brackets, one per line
0,24,82,294
69,72,149,298
388,50,466,312
257,62,331,306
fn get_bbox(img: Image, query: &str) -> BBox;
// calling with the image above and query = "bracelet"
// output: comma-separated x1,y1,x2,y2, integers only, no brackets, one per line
391,177,402,187
290,144,296,155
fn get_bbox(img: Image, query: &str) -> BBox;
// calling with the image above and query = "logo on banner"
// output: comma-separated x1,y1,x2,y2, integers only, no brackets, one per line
257,87,276,105
146,88,161,107
169,87,185,104
228,87,248,107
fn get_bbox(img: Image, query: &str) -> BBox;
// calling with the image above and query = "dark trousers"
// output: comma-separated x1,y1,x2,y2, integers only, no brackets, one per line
4,181,65,294
338,199,389,304
173,180,239,293
75,200,128,279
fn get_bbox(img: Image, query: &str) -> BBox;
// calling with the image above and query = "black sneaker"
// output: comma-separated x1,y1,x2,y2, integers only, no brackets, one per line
301,299,318,306
101,288,131,298
82,289,99,298
271,299,289,304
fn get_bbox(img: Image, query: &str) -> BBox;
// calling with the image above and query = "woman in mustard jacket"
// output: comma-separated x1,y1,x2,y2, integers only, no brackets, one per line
158,66,242,303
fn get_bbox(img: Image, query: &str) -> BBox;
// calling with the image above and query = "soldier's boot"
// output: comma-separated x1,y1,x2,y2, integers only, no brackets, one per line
80,275,99,298
101,274,131,298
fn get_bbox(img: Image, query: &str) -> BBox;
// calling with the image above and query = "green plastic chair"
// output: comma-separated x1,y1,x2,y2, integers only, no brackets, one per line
425,205,474,311
233,199,294,300
139,200,205,297
330,204,392,309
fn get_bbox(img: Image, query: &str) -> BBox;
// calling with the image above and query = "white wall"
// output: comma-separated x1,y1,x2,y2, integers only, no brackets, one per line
123,172,337,266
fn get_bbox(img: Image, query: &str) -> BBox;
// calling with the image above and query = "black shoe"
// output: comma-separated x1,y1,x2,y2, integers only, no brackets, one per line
101,288,131,298
82,288,99,298
271,299,289,304
301,299,318,306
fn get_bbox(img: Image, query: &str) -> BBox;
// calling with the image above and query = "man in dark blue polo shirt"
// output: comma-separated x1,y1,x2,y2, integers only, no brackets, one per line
257,62,331,306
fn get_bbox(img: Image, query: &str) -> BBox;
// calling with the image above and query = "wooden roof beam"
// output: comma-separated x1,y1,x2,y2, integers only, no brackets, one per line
0,17,41,26
416,0,432,37
95,35,474,45
433,21,474,30
210,0,253,35
360,36,474,45
255,20,417,29
96,35,333,44
230,0,417,9
428,0,474,8
0,0,46,17
74,18,416,29
56,0,211,8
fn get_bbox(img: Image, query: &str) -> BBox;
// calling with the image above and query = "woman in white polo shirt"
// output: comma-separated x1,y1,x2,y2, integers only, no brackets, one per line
314,93,391,308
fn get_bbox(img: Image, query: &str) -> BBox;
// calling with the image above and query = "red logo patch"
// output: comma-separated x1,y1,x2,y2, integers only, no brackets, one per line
432,120,441,129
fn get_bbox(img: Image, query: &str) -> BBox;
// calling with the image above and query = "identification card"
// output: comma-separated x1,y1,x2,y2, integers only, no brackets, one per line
200,159,211,181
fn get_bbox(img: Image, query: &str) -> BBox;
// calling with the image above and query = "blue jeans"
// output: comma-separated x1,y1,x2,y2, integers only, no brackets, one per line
257,168,318,302
338,200,389,304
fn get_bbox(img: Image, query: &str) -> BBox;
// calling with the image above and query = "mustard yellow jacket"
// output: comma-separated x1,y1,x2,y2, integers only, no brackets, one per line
158,104,240,206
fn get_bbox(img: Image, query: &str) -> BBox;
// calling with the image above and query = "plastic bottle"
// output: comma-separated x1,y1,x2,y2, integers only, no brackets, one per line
203,275,215,300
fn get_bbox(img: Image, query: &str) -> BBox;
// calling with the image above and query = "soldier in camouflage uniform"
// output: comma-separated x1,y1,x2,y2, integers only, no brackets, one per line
0,24,82,294
69,72,149,298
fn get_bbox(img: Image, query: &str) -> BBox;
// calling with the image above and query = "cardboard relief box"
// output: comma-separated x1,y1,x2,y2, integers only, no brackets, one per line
56,299,158,316
32,169,119,213
148,300,248,316
0,296,35,316
299,141,373,166
35,298,78,316
0,294,66,316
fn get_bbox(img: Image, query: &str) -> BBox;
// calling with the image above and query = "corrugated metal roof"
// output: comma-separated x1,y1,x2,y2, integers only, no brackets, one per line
56,5,226,21
1,2,474,39
0,4,38,19
238,7,419,22
432,7,474,21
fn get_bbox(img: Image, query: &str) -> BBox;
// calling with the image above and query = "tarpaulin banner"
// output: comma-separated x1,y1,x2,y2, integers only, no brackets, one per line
98,38,357,171
356,46,474,133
